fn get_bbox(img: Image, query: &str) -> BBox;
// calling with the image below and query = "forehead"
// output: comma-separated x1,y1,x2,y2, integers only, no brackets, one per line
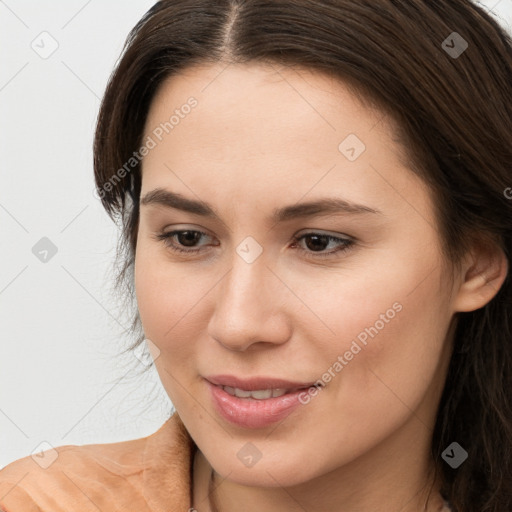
144,62,387,148
140,62,432,225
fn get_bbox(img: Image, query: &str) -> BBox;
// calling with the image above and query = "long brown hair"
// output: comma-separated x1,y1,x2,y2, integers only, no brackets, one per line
93,1,512,510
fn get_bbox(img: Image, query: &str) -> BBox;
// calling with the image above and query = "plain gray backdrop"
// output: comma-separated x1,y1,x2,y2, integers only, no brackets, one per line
1,0,511,469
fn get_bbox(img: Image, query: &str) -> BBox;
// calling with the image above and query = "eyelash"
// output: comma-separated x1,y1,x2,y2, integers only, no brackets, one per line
154,230,355,260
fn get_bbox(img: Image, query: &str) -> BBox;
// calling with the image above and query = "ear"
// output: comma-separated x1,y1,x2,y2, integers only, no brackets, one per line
453,237,509,313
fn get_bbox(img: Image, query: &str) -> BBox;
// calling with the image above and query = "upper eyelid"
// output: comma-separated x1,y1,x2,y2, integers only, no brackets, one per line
160,229,353,250
160,228,351,240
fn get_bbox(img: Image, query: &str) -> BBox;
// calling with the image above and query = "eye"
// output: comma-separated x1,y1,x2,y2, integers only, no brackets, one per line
155,229,215,254
290,232,354,259
154,229,354,259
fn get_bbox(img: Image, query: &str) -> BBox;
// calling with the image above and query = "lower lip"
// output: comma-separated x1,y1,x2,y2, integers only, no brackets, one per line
206,380,306,429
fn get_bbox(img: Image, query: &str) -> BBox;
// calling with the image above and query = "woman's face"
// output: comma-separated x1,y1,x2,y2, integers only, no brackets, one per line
135,62,459,487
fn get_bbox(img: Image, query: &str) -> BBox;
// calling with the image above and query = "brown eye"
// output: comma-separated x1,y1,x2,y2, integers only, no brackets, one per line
155,230,213,254
292,233,354,259
174,230,203,247
303,234,331,252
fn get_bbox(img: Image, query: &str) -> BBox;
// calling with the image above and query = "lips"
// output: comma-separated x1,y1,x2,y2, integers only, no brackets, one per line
204,374,316,428
205,374,314,392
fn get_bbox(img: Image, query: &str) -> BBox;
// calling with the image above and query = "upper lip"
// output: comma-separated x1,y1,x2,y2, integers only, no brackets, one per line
205,374,315,391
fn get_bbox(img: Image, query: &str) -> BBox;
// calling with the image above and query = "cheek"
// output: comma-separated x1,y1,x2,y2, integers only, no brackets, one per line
135,258,169,341
308,254,451,432
134,250,210,409
134,243,214,359
287,235,445,366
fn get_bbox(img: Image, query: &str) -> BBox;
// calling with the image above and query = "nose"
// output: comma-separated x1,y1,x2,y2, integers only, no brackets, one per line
207,250,292,352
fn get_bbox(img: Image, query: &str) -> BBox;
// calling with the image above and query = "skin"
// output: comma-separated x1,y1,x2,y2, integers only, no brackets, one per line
134,62,508,512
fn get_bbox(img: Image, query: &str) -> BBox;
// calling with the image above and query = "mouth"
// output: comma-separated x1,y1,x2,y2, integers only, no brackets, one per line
205,374,315,392
204,375,316,428
220,385,309,399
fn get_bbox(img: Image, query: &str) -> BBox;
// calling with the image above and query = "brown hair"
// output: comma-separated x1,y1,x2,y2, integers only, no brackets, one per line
93,1,512,510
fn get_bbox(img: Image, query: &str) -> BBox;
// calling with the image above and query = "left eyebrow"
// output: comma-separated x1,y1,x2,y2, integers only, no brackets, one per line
140,188,382,223
271,197,382,222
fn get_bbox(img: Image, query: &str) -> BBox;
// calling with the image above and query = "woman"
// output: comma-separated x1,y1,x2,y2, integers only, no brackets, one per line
1,1,511,511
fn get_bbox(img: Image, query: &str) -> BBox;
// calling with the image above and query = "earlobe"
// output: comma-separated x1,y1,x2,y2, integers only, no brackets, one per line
453,239,509,313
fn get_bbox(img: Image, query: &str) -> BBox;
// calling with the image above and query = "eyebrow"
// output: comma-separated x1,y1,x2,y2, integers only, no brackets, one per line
140,188,382,223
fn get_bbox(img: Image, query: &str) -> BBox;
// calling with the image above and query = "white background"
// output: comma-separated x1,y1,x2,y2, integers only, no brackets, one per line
1,0,511,469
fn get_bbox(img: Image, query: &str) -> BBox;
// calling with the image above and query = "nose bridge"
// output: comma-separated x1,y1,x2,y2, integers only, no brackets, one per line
224,248,270,310
208,243,291,351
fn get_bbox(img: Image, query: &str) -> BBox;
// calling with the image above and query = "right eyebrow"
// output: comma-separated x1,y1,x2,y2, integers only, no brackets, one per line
141,188,218,218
